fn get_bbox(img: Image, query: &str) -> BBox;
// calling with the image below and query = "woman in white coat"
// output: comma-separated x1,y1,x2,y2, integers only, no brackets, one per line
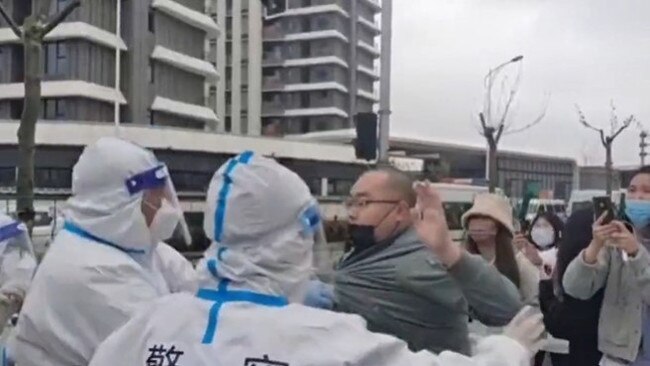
11,137,197,366
89,153,546,366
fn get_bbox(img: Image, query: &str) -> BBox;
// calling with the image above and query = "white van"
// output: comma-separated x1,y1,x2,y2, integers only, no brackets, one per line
431,183,504,242
525,199,567,223
566,189,625,217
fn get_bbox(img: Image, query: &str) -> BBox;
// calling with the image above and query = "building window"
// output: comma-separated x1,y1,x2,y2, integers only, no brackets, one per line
148,10,155,32
209,86,216,96
42,98,66,120
147,109,154,125
44,41,68,76
225,117,232,132
52,0,69,14
148,60,154,83
316,16,329,30
318,90,328,98
315,68,329,81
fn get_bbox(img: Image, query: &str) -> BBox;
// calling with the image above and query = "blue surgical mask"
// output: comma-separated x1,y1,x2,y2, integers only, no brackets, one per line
625,199,650,228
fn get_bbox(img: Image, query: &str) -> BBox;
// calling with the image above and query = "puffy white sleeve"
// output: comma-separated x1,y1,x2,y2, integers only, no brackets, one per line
0,239,37,298
154,243,199,294
291,309,531,366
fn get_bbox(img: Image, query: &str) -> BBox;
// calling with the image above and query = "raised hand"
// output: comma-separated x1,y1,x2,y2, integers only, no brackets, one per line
411,181,462,266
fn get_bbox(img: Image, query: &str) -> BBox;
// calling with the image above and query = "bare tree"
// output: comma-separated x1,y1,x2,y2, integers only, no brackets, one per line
0,0,81,226
576,101,636,195
479,56,549,193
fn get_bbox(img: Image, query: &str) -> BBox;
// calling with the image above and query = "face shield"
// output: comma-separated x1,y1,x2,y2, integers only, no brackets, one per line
125,164,192,246
299,202,327,247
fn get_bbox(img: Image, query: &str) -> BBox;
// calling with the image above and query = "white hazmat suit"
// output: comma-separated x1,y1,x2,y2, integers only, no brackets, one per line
11,137,198,366
89,152,535,366
0,214,37,328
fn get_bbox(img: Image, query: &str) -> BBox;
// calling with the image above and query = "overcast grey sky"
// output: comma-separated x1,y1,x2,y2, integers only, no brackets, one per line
390,0,650,166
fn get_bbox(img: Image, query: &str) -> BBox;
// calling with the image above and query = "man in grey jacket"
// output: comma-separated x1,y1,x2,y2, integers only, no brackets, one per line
334,168,523,355
564,166,650,365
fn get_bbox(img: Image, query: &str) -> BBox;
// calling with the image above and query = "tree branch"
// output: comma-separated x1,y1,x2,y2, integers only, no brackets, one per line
609,100,619,135
42,0,81,36
575,104,603,133
0,3,22,38
495,124,505,144
611,115,635,140
503,93,550,136
478,112,487,133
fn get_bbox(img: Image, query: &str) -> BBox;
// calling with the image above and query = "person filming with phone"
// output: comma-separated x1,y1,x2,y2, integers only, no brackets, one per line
563,166,650,365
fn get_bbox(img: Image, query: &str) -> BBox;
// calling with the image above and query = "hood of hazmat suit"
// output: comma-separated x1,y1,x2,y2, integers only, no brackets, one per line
198,150,324,301
88,152,533,366
11,137,195,366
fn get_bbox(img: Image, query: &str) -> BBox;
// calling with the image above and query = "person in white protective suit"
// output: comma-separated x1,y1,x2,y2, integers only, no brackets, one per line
10,137,198,366
0,214,37,330
89,152,547,366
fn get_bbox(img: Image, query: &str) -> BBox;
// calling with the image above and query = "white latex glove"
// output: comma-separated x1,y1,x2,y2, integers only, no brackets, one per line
503,306,546,355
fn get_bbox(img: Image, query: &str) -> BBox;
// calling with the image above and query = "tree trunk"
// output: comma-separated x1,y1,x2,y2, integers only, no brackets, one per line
488,141,498,193
16,18,43,225
605,143,613,196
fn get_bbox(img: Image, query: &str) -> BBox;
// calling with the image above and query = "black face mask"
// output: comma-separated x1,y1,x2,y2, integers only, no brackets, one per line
347,204,400,253
348,224,376,253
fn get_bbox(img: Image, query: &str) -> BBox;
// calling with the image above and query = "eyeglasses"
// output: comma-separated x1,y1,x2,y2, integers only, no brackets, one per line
344,197,400,210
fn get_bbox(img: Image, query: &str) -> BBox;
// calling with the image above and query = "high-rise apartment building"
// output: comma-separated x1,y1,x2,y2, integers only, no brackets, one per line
0,0,381,136
222,0,382,137
0,0,220,130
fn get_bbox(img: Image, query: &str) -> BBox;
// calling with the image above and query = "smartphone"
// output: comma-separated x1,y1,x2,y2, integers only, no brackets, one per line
593,196,615,224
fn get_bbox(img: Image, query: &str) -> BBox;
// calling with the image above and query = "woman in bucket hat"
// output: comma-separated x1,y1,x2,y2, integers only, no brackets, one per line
462,193,539,305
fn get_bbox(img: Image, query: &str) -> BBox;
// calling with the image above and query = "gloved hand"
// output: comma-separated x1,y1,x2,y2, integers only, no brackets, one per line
503,306,546,355
303,280,335,310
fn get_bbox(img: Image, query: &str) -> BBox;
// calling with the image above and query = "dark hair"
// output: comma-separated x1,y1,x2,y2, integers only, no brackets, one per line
632,165,650,179
365,167,416,207
554,208,593,298
466,216,520,288
528,212,564,249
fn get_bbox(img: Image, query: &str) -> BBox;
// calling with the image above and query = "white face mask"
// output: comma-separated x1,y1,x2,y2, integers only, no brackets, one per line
531,227,555,248
148,199,181,245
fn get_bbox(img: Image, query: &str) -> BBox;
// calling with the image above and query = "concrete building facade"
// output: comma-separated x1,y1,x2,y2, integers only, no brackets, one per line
0,0,220,129
220,0,382,137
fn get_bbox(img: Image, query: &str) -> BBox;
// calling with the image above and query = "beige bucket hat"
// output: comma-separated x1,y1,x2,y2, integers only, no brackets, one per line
461,193,515,235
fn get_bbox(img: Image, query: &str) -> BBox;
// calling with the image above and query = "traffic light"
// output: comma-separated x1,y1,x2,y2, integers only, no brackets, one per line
354,113,377,161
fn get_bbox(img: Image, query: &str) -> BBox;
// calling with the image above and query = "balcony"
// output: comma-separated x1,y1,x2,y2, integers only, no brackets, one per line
358,16,381,34
263,56,349,68
262,75,285,90
0,81,126,105
265,30,349,43
360,0,382,12
152,0,220,36
0,22,127,50
151,96,218,123
357,64,380,80
151,46,219,81
262,107,349,118
265,4,350,20
357,41,380,57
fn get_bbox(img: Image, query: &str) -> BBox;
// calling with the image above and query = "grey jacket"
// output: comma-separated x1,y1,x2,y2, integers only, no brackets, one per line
563,244,650,362
334,228,523,355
